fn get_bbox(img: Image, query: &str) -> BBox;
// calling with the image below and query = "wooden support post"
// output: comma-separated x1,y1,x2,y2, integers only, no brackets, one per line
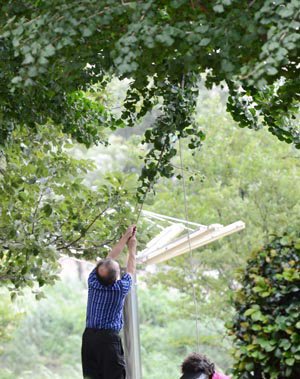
123,275,142,379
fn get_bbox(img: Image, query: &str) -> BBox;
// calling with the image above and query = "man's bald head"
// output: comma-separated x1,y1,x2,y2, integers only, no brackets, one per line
96,259,120,286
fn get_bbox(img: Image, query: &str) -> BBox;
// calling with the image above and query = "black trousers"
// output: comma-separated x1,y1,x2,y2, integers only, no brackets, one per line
81,328,126,379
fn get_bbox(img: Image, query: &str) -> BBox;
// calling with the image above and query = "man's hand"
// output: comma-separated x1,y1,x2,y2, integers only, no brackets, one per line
124,225,136,241
107,225,136,259
126,227,137,276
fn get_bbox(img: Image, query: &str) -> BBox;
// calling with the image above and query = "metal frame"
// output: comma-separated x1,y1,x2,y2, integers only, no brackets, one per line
137,221,245,265
123,212,245,379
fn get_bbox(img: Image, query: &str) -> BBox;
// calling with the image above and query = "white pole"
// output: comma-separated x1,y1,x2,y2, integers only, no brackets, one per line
123,275,142,379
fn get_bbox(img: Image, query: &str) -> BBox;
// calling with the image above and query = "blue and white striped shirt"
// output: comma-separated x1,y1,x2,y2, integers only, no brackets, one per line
86,268,132,332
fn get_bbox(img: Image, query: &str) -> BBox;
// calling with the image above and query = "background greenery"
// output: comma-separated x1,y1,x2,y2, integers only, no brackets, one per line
0,278,232,379
1,84,299,378
1,2,300,377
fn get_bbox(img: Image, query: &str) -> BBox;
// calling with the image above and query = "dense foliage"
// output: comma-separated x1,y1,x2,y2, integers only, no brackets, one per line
0,125,136,293
0,279,86,379
1,0,300,195
227,230,300,379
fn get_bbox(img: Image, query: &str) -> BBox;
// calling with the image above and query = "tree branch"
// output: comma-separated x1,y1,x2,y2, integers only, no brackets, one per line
57,206,111,251
247,0,257,8
0,273,16,281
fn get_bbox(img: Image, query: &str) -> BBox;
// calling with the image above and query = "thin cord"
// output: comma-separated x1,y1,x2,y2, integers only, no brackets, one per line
179,138,201,352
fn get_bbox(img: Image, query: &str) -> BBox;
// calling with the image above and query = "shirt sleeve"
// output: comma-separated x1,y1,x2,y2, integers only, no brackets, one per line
120,273,132,295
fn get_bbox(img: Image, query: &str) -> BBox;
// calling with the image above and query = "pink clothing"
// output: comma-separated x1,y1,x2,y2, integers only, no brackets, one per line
213,372,231,379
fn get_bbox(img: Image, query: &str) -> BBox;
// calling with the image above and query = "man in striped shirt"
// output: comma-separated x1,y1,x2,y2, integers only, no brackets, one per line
81,225,137,379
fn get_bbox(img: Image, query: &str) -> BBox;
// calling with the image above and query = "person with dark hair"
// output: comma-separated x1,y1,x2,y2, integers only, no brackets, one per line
81,225,137,379
180,353,231,379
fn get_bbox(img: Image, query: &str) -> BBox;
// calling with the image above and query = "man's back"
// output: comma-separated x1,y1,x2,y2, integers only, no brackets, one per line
86,269,132,332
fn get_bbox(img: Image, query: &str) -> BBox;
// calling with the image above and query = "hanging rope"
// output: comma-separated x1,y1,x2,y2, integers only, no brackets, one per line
179,138,201,352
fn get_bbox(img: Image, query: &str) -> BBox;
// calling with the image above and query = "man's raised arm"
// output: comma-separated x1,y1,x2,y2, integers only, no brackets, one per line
107,225,135,260
126,229,137,276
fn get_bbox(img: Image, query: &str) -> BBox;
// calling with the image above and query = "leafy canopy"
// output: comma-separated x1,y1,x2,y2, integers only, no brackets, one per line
0,125,135,294
1,0,300,195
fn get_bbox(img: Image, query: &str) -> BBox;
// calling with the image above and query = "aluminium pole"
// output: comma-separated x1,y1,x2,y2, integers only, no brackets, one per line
123,274,142,379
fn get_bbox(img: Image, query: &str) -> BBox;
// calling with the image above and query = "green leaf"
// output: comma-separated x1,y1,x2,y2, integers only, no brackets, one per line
244,308,257,316
267,67,278,76
213,5,224,13
268,41,279,51
28,66,38,77
35,292,46,300
221,60,234,72
43,44,56,57
43,204,53,216
195,25,209,34
38,56,49,65
279,8,294,18
260,291,271,297
23,53,34,65
199,38,210,46
11,76,22,84
252,324,262,331
286,358,295,366
82,27,93,37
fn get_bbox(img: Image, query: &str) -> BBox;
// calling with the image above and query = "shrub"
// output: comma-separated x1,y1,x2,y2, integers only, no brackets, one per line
227,230,300,378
